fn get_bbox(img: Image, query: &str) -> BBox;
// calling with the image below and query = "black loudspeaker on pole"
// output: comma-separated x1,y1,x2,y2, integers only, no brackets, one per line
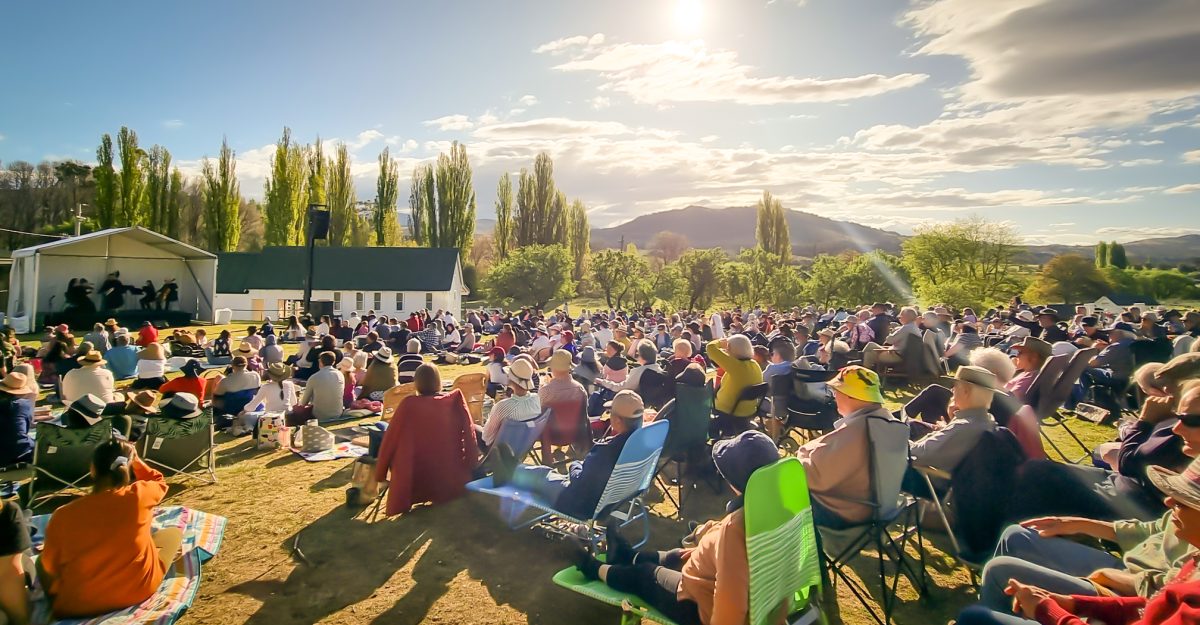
304,204,329,315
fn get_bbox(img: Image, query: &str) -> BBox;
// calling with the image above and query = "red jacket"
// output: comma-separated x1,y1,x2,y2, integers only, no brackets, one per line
1036,559,1200,625
374,390,479,516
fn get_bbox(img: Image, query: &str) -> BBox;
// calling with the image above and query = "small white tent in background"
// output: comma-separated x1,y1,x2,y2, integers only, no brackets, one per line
5,227,217,333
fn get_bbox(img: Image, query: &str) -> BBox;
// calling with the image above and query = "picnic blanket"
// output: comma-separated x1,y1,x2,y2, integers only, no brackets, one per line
28,505,227,625
289,441,367,462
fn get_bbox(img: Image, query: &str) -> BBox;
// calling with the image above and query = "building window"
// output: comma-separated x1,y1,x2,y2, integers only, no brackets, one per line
355,292,365,311
373,292,381,311
395,293,404,311
333,292,341,312
425,292,434,311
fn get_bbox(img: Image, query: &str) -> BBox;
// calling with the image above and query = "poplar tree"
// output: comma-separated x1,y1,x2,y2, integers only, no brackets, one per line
374,147,401,246
434,141,476,257
263,128,308,246
755,190,791,265
567,198,589,282
117,126,145,226
144,145,172,233
201,138,241,252
408,163,436,245
166,168,183,240
94,134,117,228
494,172,514,260
514,152,566,246
1095,241,1110,268
325,143,355,247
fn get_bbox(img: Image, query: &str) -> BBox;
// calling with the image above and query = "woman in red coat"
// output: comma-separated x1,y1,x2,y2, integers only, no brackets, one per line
374,364,479,516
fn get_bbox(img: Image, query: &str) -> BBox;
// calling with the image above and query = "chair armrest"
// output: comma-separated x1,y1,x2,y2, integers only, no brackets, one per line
913,465,952,481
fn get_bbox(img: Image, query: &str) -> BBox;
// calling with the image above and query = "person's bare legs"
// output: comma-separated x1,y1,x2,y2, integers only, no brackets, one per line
0,553,28,625
152,528,184,571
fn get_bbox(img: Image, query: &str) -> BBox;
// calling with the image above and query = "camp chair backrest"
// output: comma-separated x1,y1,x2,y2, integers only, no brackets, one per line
948,427,1026,554
381,383,417,421
139,412,215,480
897,331,927,373
1040,347,1099,418
1007,405,1047,460
768,375,792,421
865,415,910,520
452,373,488,423
494,408,551,460
1131,338,1173,366
734,382,770,416
542,397,590,448
745,458,820,625
593,420,669,518
32,419,114,495
637,368,673,410
1025,353,1069,412
666,382,713,457
920,330,942,376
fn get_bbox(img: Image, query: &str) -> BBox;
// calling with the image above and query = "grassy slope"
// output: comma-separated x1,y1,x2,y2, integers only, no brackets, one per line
22,324,1118,625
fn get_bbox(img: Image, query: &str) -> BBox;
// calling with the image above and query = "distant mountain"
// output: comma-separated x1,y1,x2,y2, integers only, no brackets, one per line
1022,234,1200,265
590,205,904,257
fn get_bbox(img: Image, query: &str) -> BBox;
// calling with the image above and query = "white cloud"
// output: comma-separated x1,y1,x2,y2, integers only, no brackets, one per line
589,96,611,110
1165,183,1200,194
423,114,474,131
534,33,605,55
162,119,184,129
518,94,538,106
472,117,637,140
1095,226,1200,240
1120,158,1164,167
539,36,928,105
385,137,419,153
699,135,719,143
1184,149,1200,163
346,129,383,150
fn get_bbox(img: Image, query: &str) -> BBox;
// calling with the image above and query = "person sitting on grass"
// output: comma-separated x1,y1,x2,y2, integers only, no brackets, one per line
0,372,35,468
485,347,508,398
957,452,1200,625
290,351,343,425
572,430,780,625
260,334,284,365
205,329,233,366
62,349,116,404
490,390,644,520
158,359,208,399
396,338,424,385
213,356,261,420
243,362,298,415
358,347,397,401
38,438,182,619
131,341,167,390
105,332,139,380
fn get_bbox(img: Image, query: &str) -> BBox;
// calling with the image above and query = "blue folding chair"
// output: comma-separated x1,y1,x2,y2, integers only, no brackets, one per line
468,420,669,551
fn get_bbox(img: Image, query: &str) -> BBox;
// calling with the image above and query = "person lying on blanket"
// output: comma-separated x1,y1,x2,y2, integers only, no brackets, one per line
490,389,643,521
37,437,183,619
572,430,780,625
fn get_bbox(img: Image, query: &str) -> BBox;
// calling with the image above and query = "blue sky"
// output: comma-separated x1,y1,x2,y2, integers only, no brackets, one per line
2,0,1198,245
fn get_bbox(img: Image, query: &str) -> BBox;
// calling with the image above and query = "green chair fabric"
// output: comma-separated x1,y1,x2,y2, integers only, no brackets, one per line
745,457,821,625
551,559,678,625
31,418,115,504
138,412,217,483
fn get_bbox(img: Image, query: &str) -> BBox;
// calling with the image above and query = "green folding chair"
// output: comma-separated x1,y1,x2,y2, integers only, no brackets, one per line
29,419,115,508
553,457,822,625
137,411,217,485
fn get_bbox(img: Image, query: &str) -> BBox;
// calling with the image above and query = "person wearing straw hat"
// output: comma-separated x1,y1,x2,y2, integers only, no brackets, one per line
243,362,298,415
540,349,587,408
233,341,263,373
62,348,116,404
1008,336,1053,401
125,390,161,418
573,430,779,625
796,365,909,529
960,453,1200,625
477,357,541,451
491,390,645,521
905,365,999,493
131,341,167,390
0,371,35,466
359,347,397,401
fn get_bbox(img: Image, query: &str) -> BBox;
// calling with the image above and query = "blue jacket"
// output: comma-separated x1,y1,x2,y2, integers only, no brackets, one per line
106,345,139,379
556,429,633,519
0,397,34,466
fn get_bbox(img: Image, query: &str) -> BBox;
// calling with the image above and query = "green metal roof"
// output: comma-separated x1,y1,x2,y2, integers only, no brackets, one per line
217,246,460,293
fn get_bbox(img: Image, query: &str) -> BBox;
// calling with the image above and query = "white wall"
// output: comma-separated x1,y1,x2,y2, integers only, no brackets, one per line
215,288,459,321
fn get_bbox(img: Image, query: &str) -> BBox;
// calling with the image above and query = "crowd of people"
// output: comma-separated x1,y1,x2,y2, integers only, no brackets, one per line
1,295,1199,624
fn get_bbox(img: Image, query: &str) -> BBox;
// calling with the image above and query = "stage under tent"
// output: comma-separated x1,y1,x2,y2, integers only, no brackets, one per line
5,227,217,333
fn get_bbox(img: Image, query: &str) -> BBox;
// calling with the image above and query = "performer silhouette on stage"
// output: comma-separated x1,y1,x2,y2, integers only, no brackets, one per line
139,280,157,310
64,278,96,314
98,271,135,311
156,279,179,311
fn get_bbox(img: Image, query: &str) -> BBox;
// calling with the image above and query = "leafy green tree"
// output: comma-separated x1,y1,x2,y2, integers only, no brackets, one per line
263,128,308,246
494,173,514,260
1095,241,1109,268
514,152,566,246
374,147,402,246
94,134,117,228
434,141,476,257
1024,253,1112,305
143,145,172,233
803,254,850,309
306,137,326,209
325,143,355,247
567,199,589,283
722,248,778,309
843,251,911,306
901,216,1023,309
485,244,575,309
674,248,727,311
755,190,790,265
201,139,241,252
1109,241,1129,269
116,126,145,226
591,248,649,310
166,168,183,240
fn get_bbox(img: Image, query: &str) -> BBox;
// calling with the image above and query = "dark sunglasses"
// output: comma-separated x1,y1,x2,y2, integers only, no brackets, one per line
1177,414,1200,428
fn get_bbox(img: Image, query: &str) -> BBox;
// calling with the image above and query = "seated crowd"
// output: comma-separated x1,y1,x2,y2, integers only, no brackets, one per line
1,297,1199,624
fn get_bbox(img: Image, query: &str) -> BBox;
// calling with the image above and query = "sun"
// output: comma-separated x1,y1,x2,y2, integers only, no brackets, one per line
674,0,703,34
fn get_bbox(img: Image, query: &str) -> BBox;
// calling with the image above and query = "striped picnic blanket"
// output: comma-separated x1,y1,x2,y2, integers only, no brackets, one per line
28,506,227,625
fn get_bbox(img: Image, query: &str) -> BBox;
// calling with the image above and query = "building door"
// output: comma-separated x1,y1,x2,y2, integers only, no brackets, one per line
251,298,264,321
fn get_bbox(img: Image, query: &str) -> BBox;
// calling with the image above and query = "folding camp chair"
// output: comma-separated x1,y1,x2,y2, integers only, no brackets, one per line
539,397,592,468
1036,347,1098,464
818,416,926,625
137,411,217,485
467,420,669,552
380,382,416,421
711,382,769,439
653,381,714,516
552,457,823,625
451,373,488,424
29,419,115,508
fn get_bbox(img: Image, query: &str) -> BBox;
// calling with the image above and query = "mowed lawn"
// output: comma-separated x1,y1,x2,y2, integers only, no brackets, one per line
21,324,1117,625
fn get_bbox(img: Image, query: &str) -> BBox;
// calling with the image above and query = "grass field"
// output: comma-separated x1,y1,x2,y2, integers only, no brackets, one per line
22,324,1118,625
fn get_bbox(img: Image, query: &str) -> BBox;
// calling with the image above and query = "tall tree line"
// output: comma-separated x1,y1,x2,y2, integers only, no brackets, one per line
755,190,791,265
407,141,475,258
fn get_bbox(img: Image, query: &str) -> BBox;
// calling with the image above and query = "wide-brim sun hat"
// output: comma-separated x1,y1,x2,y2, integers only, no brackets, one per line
1148,456,1200,511
504,358,536,390
828,365,885,404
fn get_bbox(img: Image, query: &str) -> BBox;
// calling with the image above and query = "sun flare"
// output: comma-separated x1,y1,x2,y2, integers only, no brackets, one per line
674,0,703,34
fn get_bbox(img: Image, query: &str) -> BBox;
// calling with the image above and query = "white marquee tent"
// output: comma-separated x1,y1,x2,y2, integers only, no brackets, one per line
5,227,217,333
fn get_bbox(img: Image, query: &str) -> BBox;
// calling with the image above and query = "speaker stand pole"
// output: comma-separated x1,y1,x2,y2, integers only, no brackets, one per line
303,203,327,316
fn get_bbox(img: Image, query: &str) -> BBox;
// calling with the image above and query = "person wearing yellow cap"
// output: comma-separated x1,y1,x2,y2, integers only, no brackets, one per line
795,365,909,529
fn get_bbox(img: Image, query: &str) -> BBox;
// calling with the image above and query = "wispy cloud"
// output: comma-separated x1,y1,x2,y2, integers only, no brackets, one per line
162,119,184,129
538,35,928,106
517,94,538,106
423,114,474,131
1184,149,1200,163
1165,183,1200,194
